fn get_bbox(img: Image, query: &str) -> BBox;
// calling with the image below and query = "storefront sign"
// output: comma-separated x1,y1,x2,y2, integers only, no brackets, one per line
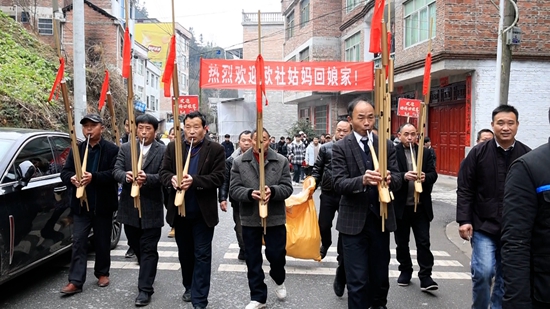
397,98,421,118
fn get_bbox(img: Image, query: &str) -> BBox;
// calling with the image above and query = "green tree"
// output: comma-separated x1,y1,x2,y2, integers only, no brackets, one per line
286,119,315,139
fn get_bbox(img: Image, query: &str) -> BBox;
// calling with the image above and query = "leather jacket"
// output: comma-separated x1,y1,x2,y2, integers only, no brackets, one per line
311,142,334,192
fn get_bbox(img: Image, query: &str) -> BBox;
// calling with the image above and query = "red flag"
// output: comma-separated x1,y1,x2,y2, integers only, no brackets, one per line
161,35,176,97
369,0,385,54
254,55,268,112
98,70,109,111
422,53,432,96
48,57,65,101
122,27,132,78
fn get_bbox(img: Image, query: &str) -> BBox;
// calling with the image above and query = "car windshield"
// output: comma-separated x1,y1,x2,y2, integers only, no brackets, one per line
0,139,15,162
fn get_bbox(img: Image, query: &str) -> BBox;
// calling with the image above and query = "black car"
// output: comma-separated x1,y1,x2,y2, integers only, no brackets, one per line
0,128,121,284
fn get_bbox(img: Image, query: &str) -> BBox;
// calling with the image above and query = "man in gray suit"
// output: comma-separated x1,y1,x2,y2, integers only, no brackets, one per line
332,97,402,309
230,128,293,309
113,114,166,306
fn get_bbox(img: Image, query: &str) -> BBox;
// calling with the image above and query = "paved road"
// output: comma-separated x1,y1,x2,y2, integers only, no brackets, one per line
0,177,472,309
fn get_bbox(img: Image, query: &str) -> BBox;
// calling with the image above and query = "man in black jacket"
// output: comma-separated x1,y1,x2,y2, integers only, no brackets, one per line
219,129,252,260
59,114,119,295
113,114,166,306
501,108,550,309
457,105,530,309
222,134,234,158
393,123,438,291
311,120,351,297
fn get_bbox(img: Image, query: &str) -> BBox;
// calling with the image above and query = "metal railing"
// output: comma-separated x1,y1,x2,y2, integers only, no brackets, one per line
242,11,284,24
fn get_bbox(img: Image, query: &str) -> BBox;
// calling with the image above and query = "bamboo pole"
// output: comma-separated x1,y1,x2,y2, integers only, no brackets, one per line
53,8,88,210
106,92,120,147
124,0,141,216
414,18,433,212
257,10,268,234
170,0,186,216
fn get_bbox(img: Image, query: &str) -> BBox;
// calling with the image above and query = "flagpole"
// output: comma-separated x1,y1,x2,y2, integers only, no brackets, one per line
257,10,268,234
414,18,433,212
123,0,142,218
50,7,88,210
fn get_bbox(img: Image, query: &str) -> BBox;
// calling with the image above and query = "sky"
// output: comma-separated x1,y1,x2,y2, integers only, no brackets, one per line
144,0,281,49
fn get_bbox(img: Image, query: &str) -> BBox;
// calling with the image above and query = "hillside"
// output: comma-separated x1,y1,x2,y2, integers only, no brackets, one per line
0,11,65,129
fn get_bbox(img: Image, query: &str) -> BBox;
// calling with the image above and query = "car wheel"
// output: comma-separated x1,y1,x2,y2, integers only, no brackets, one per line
110,211,121,250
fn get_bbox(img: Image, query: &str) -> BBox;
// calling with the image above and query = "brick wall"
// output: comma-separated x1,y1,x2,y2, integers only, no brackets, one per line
243,24,284,61
470,59,550,149
282,0,341,59
394,0,550,69
63,5,120,71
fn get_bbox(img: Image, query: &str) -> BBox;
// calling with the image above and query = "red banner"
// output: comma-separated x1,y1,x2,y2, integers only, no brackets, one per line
178,95,199,115
397,98,422,118
199,59,374,91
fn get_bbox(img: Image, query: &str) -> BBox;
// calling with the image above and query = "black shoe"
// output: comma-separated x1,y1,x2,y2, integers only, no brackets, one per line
125,247,135,258
182,289,191,302
135,291,151,306
320,245,328,259
238,248,246,261
193,306,206,309
333,266,345,297
420,276,438,291
397,271,412,286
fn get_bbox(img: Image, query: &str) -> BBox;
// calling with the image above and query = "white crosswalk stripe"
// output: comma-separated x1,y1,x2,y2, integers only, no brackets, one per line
219,244,471,280
84,242,471,280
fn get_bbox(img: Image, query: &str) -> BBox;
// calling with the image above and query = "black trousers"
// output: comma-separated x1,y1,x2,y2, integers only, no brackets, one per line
68,211,112,287
231,202,244,250
174,215,214,308
342,212,390,309
394,204,434,278
242,225,286,303
124,224,161,294
319,192,345,266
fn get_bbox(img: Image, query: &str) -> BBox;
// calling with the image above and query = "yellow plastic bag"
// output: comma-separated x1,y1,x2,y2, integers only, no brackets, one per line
285,177,321,262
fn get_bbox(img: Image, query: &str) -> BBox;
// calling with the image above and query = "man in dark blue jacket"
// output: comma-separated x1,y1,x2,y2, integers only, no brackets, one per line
60,114,119,295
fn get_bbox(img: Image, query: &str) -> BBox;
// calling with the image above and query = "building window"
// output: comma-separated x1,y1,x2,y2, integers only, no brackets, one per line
21,12,30,23
38,18,53,35
299,47,309,62
137,86,144,101
300,0,310,27
404,0,436,48
149,95,156,110
314,106,327,135
346,0,361,13
286,11,294,39
146,71,150,85
136,59,144,75
344,32,361,61
299,107,310,120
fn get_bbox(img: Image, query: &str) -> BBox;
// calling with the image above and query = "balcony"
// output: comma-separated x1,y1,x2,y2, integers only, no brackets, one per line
242,11,284,26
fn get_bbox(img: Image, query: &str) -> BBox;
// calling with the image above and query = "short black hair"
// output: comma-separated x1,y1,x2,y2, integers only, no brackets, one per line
238,130,252,140
476,129,494,142
224,134,230,138
347,96,374,117
492,105,519,121
136,114,159,131
424,136,431,143
280,136,285,140
251,127,270,138
184,111,207,127
294,133,301,137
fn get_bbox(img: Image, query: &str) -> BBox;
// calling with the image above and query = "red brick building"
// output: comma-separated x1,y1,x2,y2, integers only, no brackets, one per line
281,0,550,176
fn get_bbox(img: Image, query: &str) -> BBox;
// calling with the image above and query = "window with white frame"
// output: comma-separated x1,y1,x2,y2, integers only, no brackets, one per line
344,32,361,61
286,11,295,39
299,107,310,120
38,18,53,35
314,106,327,135
148,95,155,110
136,59,144,75
346,0,361,13
146,71,150,85
404,0,436,48
300,0,310,27
299,47,310,62
137,86,144,101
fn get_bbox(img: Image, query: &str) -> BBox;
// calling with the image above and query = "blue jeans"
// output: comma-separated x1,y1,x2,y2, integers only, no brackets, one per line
292,165,302,183
471,230,504,309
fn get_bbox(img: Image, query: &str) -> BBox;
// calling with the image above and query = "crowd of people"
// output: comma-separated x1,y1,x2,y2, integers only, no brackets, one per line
56,101,550,309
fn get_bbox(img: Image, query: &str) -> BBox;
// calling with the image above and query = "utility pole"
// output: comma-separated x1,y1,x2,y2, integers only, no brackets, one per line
495,0,518,106
73,0,86,137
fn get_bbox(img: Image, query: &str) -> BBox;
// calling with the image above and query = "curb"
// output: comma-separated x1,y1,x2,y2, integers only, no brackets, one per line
445,221,472,259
